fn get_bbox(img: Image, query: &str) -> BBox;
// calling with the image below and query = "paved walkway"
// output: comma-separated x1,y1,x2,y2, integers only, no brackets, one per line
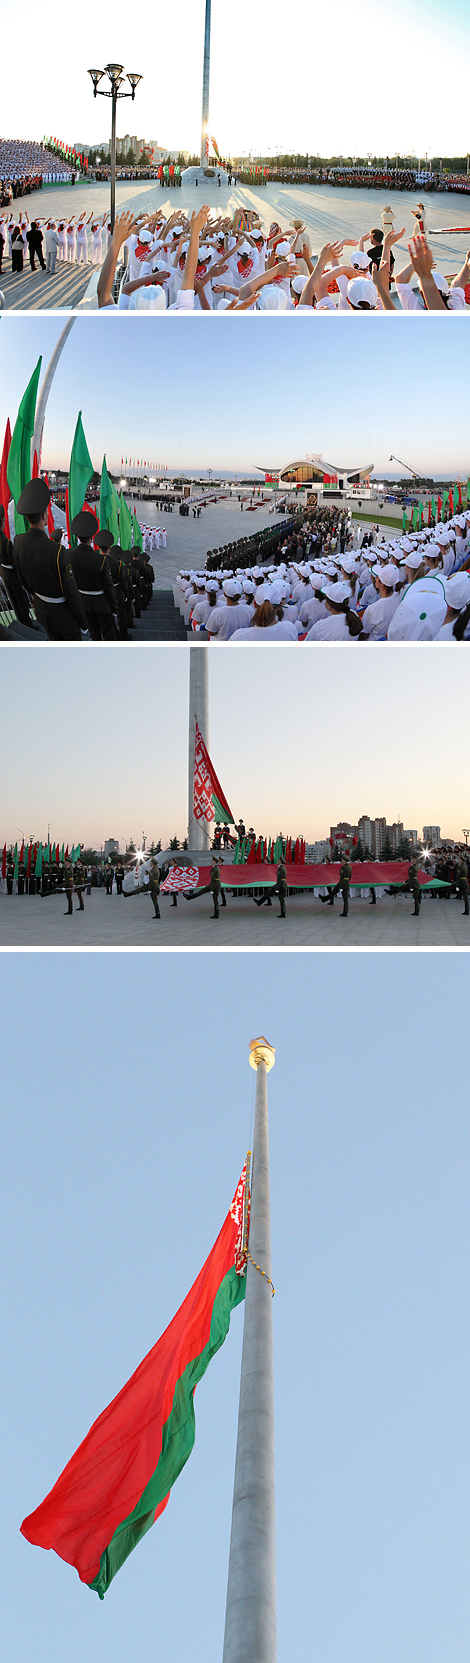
2,180,468,308
0,260,91,310
1,891,469,947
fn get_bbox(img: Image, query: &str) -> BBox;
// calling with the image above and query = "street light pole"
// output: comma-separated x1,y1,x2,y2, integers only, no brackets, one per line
88,65,142,232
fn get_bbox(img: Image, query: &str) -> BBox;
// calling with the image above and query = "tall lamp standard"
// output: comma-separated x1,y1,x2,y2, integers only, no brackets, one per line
87,65,142,232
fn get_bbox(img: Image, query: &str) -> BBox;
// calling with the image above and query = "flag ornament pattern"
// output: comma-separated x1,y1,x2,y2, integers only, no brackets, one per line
160,865,200,892
193,719,234,824
21,1166,250,1599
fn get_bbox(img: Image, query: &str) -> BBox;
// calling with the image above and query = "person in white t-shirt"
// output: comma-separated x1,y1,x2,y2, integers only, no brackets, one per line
66,221,76,262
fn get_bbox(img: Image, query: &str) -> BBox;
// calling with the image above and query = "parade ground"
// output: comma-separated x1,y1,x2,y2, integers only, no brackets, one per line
1,891,468,946
128,495,278,589
2,178,469,309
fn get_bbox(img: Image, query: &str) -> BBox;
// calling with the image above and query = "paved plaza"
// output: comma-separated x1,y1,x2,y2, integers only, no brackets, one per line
1,179,468,309
1,890,469,947
127,496,282,588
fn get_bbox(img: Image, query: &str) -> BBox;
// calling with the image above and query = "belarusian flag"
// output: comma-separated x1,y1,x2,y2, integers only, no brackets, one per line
68,413,94,547
0,418,12,531
21,1165,249,1599
193,719,234,824
6,358,42,533
99,456,120,543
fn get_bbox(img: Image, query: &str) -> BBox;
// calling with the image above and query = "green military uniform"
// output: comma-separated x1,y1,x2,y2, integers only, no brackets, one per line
0,518,31,624
276,860,287,918
64,863,74,915
115,862,125,895
14,526,89,639
210,860,222,919
149,861,161,919
339,859,351,917
70,540,118,641
73,861,86,912
457,859,469,916
408,859,421,916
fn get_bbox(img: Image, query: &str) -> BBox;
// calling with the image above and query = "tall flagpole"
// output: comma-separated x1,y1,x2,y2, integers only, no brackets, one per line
222,1037,277,1663
200,0,212,166
188,646,211,850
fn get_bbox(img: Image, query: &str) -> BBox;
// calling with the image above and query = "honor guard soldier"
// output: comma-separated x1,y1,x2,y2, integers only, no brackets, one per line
73,859,86,911
209,857,223,918
333,857,352,917
14,479,90,640
115,861,125,894
104,864,113,895
149,860,161,919
0,504,31,624
456,857,470,916
70,511,118,639
408,857,421,916
256,858,287,916
94,529,129,639
64,862,74,915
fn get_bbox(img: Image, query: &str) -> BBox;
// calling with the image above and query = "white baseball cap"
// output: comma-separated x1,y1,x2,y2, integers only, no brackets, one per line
347,278,378,310
387,577,447,640
445,572,470,609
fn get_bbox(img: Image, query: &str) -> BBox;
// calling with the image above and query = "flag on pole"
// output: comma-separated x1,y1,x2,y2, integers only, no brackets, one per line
99,457,120,543
68,413,94,547
6,358,42,533
0,419,12,531
193,719,234,823
132,511,143,552
119,493,133,552
21,1164,250,1599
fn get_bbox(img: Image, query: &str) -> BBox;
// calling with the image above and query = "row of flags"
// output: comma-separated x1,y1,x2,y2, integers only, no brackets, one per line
0,360,144,553
45,137,87,172
1,842,81,879
233,835,306,864
402,484,468,530
121,459,168,472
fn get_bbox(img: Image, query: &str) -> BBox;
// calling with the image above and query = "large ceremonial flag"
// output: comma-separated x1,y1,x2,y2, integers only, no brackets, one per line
99,457,120,543
68,413,94,546
193,719,234,824
0,419,12,531
119,493,133,552
21,1165,249,1599
6,358,42,534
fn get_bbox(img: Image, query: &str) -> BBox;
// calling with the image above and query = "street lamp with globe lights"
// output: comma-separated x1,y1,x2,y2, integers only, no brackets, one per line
88,64,142,232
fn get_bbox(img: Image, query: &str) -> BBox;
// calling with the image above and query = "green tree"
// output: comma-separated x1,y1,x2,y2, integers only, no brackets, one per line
382,835,393,861
169,835,180,851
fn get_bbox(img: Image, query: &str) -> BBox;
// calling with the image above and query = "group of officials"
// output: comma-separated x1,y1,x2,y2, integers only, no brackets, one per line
0,480,154,641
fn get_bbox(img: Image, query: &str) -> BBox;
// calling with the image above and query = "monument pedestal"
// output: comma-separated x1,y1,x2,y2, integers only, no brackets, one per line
182,166,229,187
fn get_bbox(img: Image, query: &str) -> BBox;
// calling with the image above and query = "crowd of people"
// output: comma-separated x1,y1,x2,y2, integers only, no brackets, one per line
262,165,470,192
0,483,156,641
0,138,72,202
0,210,113,276
93,205,469,310
174,501,470,641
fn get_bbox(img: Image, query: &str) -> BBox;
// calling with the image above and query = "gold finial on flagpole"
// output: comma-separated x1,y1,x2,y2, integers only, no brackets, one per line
249,1037,275,1071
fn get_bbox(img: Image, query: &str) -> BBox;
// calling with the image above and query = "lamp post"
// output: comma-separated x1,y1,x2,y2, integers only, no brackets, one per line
88,64,142,232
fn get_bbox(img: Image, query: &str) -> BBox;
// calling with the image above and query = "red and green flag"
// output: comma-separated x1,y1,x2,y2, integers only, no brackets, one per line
0,418,12,531
21,1165,249,1598
193,719,234,825
68,413,94,548
6,358,42,533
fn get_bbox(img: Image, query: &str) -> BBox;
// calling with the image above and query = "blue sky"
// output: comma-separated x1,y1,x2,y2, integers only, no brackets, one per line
0,647,468,847
0,315,469,478
3,952,470,1663
0,0,469,153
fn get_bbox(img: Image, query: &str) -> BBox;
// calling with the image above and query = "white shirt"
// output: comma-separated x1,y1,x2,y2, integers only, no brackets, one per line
231,620,298,641
208,602,252,639
361,592,400,639
306,614,356,641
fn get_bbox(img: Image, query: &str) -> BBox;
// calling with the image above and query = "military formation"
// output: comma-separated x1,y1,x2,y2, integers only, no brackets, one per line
0,481,155,641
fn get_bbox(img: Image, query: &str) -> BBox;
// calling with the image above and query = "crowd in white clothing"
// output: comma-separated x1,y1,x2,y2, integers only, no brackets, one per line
96,204,470,311
174,512,470,641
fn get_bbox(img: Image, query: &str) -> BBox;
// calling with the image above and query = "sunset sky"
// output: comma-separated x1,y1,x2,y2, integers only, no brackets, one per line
1,0,469,155
0,647,467,848
1,316,469,480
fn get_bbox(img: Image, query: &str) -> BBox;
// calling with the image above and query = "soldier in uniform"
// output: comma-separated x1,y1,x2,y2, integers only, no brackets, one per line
73,859,86,912
0,504,31,624
64,862,74,915
104,864,113,895
183,855,224,918
115,860,125,895
14,479,90,640
255,858,288,917
407,857,421,916
332,856,352,917
94,529,129,639
456,856,470,915
70,511,118,639
148,859,161,919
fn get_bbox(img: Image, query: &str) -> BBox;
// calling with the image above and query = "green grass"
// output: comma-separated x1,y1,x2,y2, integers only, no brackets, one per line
351,509,405,528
